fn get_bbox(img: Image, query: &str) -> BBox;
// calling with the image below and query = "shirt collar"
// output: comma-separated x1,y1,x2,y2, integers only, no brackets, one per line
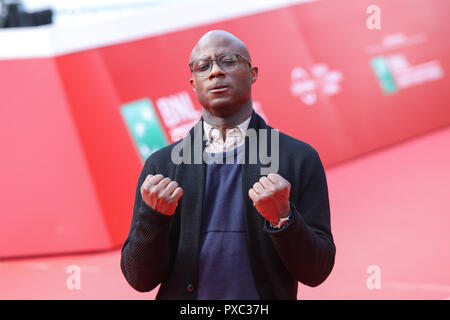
203,115,251,142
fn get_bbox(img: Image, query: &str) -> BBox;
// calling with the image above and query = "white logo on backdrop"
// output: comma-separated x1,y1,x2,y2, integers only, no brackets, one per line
385,54,444,89
290,64,343,106
156,91,201,143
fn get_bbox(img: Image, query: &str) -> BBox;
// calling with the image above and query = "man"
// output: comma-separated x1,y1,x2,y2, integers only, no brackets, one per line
120,30,335,299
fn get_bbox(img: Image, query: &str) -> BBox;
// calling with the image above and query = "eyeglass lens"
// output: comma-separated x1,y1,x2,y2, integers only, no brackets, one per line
192,54,239,75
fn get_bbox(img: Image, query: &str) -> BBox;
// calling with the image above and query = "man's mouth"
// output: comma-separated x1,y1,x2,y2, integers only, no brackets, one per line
209,85,230,93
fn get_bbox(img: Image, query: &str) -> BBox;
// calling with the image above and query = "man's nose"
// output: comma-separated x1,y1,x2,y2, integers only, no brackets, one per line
208,60,225,80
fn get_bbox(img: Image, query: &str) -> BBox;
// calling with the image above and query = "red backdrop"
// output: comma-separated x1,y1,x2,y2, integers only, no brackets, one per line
1,0,449,257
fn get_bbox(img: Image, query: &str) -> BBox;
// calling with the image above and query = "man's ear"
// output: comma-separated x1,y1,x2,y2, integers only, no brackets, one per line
190,77,196,91
250,66,258,84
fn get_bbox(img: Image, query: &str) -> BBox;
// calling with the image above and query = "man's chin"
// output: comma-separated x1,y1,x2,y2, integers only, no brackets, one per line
204,100,238,117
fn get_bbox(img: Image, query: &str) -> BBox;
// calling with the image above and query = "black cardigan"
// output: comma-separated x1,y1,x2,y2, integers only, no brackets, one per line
120,111,336,299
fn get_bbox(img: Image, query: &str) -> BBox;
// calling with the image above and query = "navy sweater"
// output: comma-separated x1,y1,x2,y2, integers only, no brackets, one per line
198,146,260,299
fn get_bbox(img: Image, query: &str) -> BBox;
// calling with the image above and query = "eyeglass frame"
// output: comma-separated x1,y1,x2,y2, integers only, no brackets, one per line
189,52,252,76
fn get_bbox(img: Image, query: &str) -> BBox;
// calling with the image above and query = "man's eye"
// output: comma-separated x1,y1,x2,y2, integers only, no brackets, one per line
222,59,236,65
196,63,210,71
221,55,237,62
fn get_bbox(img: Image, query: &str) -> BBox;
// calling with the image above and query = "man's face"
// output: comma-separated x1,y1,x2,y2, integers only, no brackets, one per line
189,36,258,118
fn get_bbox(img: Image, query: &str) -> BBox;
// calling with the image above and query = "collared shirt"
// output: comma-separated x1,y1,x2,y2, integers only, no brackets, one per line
203,116,251,153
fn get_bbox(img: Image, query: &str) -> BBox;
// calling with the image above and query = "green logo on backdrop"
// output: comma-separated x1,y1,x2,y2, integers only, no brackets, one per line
120,98,168,162
371,56,397,94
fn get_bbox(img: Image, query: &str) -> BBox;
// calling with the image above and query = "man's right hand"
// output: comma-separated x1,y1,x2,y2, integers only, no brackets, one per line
140,174,183,216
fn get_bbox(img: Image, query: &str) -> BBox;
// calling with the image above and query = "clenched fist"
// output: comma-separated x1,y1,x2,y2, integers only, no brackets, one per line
248,173,291,226
140,174,183,216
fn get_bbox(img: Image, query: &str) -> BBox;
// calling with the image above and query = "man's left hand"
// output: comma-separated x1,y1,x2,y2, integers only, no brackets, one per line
248,173,291,226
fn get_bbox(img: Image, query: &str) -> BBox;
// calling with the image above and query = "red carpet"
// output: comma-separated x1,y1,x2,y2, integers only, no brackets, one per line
1,125,449,300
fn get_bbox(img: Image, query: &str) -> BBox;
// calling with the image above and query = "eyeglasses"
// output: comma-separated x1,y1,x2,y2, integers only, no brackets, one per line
189,52,251,77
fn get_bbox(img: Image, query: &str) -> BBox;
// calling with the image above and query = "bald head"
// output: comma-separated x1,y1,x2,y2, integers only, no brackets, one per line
188,29,258,120
190,30,251,63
